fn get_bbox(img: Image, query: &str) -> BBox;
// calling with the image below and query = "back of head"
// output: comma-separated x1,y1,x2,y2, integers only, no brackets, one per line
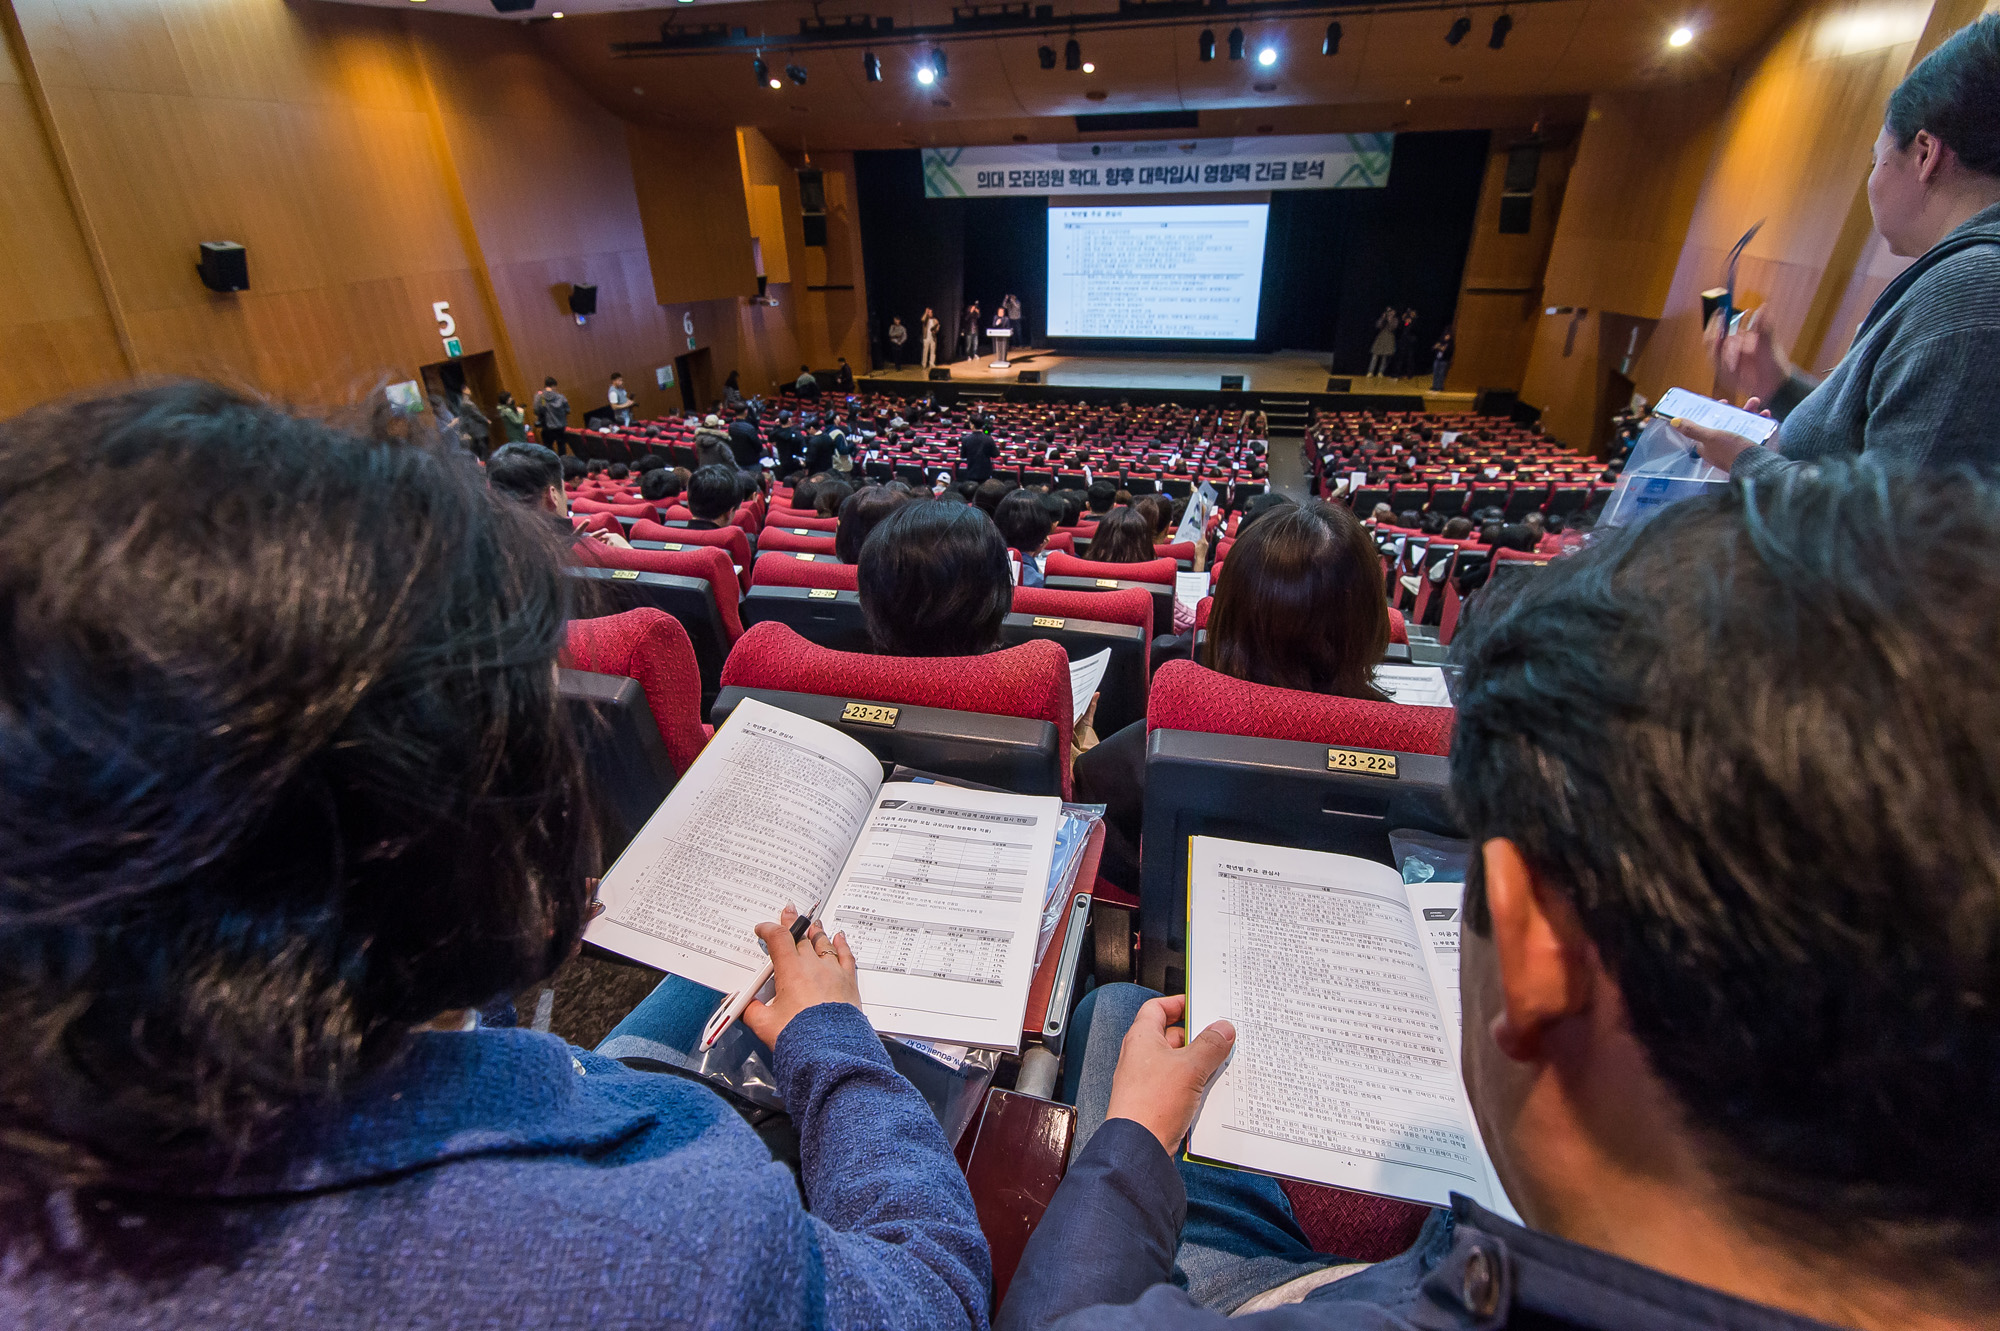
995,487,1055,554
686,464,740,521
835,485,909,563
973,478,1014,516
638,466,682,503
1087,505,1159,563
1135,493,1172,538
858,501,1011,657
487,442,561,504
1449,464,2000,1305
0,381,590,1261
607,463,629,480
813,478,854,518
1205,500,1389,698
560,455,586,481
792,476,821,513
1443,516,1475,540
1885,14,2000,176
1237,492,1295,535
1086,479,1117,513
1371,503,1396,524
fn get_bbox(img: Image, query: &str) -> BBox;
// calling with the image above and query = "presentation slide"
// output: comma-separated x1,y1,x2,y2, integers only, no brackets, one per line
1045,203,1270,341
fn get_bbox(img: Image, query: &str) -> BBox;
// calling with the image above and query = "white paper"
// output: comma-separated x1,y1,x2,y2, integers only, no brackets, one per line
1175,570,1210,617
1350,470,1368,492
1184,837,1500,1211
585,698,883,991
1174,481,1218,546
1654,386,1779,444
1068,648,1113,723
1373,665,1453,708
824,782,1061,1050
1440,431,1459,444
1404,879,1469,1049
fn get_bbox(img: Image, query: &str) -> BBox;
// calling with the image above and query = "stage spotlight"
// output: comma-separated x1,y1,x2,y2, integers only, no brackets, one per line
916,62,935,85
1256,46,1277,67
863,51,881,81
1322,21,1342,55
1198,29,1215,61
752,56,770,86
933,46,947,78
1446,16,1471,45
1064,38,1081,71
1039,44,1057,69
1227,27,1245,60
1668,26,1694,47
1488,14,1512,48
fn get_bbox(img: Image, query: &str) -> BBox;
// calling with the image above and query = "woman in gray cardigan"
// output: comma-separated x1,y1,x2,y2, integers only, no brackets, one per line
1681,17,2000,479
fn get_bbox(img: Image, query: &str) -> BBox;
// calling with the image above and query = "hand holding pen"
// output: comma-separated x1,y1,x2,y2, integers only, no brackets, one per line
700,905,861,1050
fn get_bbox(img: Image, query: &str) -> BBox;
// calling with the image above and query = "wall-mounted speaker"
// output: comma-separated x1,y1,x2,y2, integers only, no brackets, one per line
928,367,952,381
802,214,828,248
1325,376,1351,392
567,283,598,316
1498,195,1534,234
1017,370,1041,384
1220,374,1244,390
197,242,248,292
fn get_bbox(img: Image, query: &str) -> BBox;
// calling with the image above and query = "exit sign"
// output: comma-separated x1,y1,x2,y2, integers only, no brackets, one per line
443,336,463,358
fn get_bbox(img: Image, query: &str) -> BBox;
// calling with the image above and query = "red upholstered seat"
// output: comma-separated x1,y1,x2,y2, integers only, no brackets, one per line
629,520,752,591
660,504,693,521
1011,585,1153,641
721,622,1076,797
767,513,840,532
1494,547,1553,565
563,608,709,775
1146,659,1452,752
749,551,859,590
1279,1181,1433,1262
1152,541,1196,564
571,541,744,641
758,527,838,556
1191,597,1407,644
572,512,619,536
731,500,762,535
1043,531,1077,557
570,498,657,520
1044,552,1177,586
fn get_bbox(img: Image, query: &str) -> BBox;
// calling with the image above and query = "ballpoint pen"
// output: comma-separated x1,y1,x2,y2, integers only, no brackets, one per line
698,909,815,1051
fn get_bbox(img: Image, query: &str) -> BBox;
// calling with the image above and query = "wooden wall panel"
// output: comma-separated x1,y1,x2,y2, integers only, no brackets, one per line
628,124,759,305
1443,131,1574,396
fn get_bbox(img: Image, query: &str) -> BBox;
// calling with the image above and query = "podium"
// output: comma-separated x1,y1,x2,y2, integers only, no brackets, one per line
987,328,1013,369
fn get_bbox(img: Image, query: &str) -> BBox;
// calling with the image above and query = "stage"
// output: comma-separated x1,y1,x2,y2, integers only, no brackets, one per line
860,348,1475,413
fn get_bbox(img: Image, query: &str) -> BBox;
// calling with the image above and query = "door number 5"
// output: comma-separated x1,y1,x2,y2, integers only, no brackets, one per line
433,302,456,338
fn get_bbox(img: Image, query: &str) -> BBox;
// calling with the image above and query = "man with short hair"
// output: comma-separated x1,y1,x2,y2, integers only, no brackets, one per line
532,377,570,455
795,364,820,400
684,464,741,530
1085,479,1118,517
607,372,633,428
727,410,764,470
486,442,627,547
958,415,998,483
1001,463,2000,1331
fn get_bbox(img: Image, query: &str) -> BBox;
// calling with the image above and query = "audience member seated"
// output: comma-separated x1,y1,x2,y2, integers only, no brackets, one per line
996,488,1057,588
1075,500,1389,895
1085,506,1162,564
1002,462,2000,1331
834,484,910,564
684,463,740,529
0,381,989,1330
1442,515,1475,540
639,464,687,505
1085,479,1118,517
813,477,855,518
489,441,629,548
857,500,1011,656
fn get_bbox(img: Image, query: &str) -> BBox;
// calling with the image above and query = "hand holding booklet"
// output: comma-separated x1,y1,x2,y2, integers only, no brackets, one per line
586,698,1062,1050
1183,836,1518,1219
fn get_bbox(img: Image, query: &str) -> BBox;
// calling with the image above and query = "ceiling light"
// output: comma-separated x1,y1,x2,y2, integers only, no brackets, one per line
1227,27,1245,60
916,64,935,85
1322,21,1341,55
1489,14,1512,48
752,56,770,86
1668,25,1694,47
1198,29,1215,61
768,77,782,89
1256,46,1277,67
550,9,563,15
1038,44,1057,69
1064,38,1082,71
785,63,807,86
1446,16,1471,45
1081,60,1095,73
863,50,881,81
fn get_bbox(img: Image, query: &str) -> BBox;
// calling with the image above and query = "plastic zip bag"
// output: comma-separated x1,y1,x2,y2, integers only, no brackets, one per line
1598,416,1730,529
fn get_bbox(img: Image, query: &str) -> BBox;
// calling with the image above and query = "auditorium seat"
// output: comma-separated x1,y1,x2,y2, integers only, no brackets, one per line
563,608,709,776
1043,552,1177,636
1281,1184,1434,1266
715,622,1075,797
1006,585,1152,735
629,519,752,592
558,667,679,865
757,526,838,557
570,498,659,521
748,550,859,590
766,513,840,532
568,542,743,705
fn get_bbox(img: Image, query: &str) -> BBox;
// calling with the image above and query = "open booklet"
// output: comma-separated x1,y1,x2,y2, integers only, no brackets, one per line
1184,835,1519,1219
586,697,1062,1050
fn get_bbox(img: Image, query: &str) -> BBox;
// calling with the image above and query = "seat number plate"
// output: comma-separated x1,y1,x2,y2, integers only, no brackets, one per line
842,702,899,727
1095,578,1119,588
1327,746,1397,778
610,569,640,580
1032,616,1065,628
808,587,838,599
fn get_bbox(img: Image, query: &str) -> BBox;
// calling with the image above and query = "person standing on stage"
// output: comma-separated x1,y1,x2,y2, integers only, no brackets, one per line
1394,308,1420,377
1004,292,1024,347
1431,325,1456,392
532,376,570,455
1367,307,1397,378
962,301,983,361
887,316,909,369
920,308,941,370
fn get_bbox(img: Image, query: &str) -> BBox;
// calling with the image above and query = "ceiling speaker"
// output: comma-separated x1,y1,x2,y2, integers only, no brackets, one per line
197,242,248,293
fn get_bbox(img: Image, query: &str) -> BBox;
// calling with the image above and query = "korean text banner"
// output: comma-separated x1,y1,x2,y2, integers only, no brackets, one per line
922,133,1393,198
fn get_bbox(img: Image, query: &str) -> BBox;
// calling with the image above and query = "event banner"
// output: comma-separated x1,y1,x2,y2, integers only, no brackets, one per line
922,133,1392,198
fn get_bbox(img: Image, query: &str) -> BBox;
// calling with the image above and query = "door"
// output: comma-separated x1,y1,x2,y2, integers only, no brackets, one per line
675,347,715,415
419,350,501,452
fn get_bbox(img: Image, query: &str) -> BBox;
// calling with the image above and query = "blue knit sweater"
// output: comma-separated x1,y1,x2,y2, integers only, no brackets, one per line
4,1003,991,1330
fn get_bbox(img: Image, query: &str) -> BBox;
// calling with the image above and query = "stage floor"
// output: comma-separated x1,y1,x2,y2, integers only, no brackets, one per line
866,349,1473,408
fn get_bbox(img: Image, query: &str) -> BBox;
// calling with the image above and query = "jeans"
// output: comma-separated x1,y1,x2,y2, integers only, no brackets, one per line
1367,354,1390,378
1060,984,1341,1312
1432,359,1451,392
596,974,731,1068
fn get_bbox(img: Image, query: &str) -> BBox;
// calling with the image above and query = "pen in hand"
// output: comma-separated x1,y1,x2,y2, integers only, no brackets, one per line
699,908,814,1051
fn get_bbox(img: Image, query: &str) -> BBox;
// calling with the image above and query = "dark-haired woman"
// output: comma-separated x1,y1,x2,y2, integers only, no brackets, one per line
0,382,988,1330
1073,500,1392,894
858,500,1013,656
1082,505,1158,564
835,484,910,563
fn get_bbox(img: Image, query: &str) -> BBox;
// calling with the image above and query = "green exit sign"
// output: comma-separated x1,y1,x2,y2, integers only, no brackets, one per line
443,337,463,358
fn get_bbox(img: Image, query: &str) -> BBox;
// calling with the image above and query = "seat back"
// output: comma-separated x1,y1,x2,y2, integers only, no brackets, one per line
563,609,709,776
757,526,839,556
1043,552,1176,639
1193,596,1409,645
1503,483,1550,520
1005,585,1152,736
749,551,860,590
558,667,678,867
1138,661,1456,991
741,585,870,653
628,520,752,591
718,622,1075,796
567,544,742,705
